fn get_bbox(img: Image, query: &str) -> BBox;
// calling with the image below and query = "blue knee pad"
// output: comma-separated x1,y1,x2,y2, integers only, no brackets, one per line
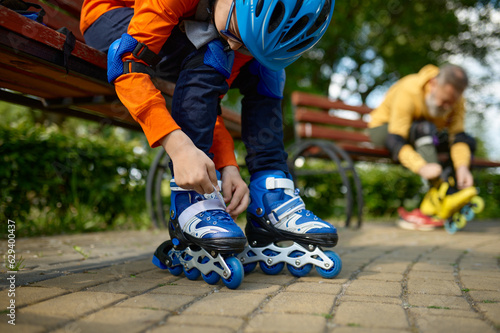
107,34,138,83
203,40,234,78
249,60,285,99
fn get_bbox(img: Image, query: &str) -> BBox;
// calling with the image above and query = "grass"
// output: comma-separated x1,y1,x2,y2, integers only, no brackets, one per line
73,246,90,260
462,288,470,292
5,255,26,271
427,306,450,310
482,300,496,303
347,323,361,327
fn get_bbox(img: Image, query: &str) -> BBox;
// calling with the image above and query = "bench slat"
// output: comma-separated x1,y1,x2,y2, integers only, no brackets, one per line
296,107,368,129
292,91,372,115
29,0,85,42
297,123,371,143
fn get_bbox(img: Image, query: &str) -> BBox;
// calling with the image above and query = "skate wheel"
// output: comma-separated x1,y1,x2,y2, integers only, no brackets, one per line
286,251,312,277
200,257,221,285
183,266,201,280
243,262,257,274
460,205,474,222
452,212,467,229
202,271,221,285
222,256,244,289
315,251,342,279
470,196,484,214
259,261,284,275
444,219,458,234
259,249,284,275
168,265,183,276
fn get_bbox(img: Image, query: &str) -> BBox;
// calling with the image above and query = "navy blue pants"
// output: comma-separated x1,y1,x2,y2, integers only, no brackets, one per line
84,8,288,175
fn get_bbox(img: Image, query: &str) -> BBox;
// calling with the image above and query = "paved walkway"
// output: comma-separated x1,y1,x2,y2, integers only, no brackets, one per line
1,221,499,333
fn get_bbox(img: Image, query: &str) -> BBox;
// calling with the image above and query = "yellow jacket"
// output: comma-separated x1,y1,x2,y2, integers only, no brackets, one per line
369,64,470,173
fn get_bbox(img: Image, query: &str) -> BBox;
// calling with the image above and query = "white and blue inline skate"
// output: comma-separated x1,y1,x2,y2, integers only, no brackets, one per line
152,176,246,289
237,170,342,278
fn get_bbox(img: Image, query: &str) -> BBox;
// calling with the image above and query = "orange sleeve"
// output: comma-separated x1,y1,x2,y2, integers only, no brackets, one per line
112,0,197,147
210,116,238,170
114,73,181,147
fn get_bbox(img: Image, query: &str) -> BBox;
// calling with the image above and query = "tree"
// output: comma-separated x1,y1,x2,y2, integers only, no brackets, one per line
285,0,500,106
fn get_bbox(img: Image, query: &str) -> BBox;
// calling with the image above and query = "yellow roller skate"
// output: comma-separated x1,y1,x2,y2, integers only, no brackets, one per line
420,177,484,234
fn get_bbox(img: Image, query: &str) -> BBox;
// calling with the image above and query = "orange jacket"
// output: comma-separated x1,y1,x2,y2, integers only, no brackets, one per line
81,0,253,170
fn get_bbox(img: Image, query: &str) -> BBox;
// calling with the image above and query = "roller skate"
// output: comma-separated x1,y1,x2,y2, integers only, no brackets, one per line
237,170,342,278
420,177,484,234
152,176,246,289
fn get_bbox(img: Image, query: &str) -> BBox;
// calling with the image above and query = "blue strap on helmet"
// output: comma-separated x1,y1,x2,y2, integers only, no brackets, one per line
203,39,234,79
249,61,286,99
107,34,138,83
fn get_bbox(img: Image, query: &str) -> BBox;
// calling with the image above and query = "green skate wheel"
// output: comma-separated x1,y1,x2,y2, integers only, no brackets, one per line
453,212,467,229
315,251,342,279
286,251,312,277
470,196,484,214
222,256,244,289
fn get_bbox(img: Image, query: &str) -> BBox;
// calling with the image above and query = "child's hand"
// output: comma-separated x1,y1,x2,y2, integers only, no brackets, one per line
160,130,218,194
220,166,249,220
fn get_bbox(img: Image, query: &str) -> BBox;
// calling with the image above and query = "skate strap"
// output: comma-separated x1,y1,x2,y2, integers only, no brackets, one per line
178,199,226,230
265,177,294,191
170,179,223,192
268,196,306,225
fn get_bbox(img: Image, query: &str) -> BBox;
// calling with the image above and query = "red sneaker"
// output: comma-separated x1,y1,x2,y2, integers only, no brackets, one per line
397,208,444,231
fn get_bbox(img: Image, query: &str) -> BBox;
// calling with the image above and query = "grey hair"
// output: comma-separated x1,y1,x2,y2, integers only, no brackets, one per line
436,64,469,93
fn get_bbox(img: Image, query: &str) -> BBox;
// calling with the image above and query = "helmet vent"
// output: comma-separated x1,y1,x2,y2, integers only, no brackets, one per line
281,16,309,43
256,0,264,17
290,0,304,19
287,37,314,52
268,1,285,34
307,0,331,36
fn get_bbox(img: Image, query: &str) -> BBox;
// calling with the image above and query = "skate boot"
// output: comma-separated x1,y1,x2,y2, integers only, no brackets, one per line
397,207,444,231
237,170,342,278
420,178,484,234
152,176,246,289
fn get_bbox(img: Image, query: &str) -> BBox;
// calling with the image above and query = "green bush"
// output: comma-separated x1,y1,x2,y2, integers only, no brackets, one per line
0,111,154,237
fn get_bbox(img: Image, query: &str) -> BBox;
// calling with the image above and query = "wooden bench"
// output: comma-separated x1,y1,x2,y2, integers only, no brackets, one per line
289,91,500,228
0,2,242,228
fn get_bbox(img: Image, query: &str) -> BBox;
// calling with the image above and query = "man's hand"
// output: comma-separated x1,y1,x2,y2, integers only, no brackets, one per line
418,163,442,180
456,165,474,189
221,165,249,220
160,130,218,194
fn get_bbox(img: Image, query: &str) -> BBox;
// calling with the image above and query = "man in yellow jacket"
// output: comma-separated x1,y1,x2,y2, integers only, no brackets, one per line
368,64,477,230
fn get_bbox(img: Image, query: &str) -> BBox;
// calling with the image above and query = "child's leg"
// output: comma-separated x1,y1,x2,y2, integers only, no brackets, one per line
83,7,134,53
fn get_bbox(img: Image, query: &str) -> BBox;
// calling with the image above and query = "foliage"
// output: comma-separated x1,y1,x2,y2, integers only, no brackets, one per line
287,0,500,99
294,161,500,221
0,103,154,237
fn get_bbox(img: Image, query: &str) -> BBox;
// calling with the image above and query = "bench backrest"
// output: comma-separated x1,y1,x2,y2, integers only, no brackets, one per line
291,91,500,168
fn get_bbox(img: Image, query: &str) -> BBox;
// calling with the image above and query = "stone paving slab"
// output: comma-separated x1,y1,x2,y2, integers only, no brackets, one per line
1,221,499,333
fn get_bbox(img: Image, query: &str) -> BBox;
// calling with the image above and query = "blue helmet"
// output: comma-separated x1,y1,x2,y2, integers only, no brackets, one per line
235,0,335,71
